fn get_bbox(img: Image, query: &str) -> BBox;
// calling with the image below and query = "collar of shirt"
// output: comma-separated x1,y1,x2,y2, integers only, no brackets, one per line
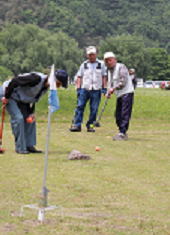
87,59,99,70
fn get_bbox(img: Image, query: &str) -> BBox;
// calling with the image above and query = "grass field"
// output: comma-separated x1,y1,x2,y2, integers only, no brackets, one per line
0,88,170,235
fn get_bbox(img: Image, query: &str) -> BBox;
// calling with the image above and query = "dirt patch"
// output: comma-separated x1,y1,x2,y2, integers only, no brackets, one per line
0,223,16,234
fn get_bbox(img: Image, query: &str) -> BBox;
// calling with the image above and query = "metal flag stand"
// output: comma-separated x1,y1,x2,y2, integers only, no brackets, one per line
20,105,61,223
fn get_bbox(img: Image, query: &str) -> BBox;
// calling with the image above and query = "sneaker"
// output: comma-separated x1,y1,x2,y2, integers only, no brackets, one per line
113,133,128,141
69,125,81,132
27,146,43,153
87,125,95,132
16,150,30,154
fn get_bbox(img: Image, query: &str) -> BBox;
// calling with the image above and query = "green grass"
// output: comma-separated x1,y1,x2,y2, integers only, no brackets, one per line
0,88,170,234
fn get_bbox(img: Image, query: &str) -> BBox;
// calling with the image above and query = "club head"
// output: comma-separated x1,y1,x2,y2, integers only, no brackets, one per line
93,121,101,127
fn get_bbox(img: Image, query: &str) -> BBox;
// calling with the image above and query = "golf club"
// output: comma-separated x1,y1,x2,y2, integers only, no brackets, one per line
70,107,77,128
94,96,109,127
70,89,79,129
0,103,6,153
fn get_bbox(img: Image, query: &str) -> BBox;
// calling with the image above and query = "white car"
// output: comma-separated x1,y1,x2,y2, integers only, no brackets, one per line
144,81,154,88
136,78,144,88
154,81,162,88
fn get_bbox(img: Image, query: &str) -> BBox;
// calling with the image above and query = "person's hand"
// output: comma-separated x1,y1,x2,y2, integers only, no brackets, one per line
109,87,115,94
106,93,111,98
26,114,36,123
76,88,82,97
106,88,115,98
101,88,107,95
1,97,8,105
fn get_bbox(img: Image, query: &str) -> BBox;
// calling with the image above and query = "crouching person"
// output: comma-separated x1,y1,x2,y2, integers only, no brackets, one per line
104,52,134,140
1,70,68,154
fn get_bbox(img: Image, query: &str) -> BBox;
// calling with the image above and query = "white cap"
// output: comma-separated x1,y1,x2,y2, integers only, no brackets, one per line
86,46,97,55
129,68,135,72
104,52,116,60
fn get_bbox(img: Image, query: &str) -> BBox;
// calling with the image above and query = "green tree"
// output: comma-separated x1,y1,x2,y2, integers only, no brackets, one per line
0,66,13,83
0,24,82,78
0,0,170,49
45,31,83,78
166,55,170,79
145,48,169,80
99,34,147,78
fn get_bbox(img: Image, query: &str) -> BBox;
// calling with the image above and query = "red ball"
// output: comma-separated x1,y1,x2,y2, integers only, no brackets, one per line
95,146,100,151
26,116,34,123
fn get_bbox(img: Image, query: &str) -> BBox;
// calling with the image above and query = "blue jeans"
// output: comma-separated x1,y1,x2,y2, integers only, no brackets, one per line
6,99,36,152
74,89,101,128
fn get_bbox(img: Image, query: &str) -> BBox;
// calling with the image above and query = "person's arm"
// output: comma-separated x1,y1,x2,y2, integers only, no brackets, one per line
5,73,41,99
115,64,128,90
101,63,107,94
75,63,84,89
76,76,82,89
102,76,107,89
107,65,128,96
133,75,137,89
101,76,107,94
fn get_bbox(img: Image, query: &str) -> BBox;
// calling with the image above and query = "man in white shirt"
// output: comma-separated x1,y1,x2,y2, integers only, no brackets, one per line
104,52,134,140
70,46,107,132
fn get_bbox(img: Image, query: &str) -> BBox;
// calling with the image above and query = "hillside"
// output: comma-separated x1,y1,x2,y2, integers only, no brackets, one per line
0,0,169,81
0,0,169,48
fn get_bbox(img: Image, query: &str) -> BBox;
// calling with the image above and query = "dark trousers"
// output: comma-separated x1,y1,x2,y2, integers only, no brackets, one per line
74,89,101,128
115,93,134,134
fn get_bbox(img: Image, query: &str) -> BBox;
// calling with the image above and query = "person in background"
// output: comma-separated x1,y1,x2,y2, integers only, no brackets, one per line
1,70,68,154
104,52,134,140
70,46,107,132
129,68,137,89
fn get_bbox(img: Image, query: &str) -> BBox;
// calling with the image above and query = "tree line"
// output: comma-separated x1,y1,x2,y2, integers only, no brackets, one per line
0,0,170,49
0,0,170,82
0,24,169,82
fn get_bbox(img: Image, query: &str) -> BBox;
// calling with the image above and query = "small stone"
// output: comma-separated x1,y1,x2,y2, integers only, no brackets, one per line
68,150,91,160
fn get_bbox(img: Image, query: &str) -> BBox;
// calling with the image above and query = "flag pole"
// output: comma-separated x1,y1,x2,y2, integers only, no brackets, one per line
38,64,59,221
37,107,51,221
43,109,51,188
20,65,60,222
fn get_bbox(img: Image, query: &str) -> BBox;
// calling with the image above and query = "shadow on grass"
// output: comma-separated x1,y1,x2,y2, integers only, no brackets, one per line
128,137,152,141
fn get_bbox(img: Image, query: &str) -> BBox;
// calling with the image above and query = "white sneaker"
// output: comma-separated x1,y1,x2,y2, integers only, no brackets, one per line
113,133,128,141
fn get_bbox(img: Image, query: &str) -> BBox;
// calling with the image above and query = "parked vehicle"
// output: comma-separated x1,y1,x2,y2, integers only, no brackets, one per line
136,78,144,88
160,81,170,90
154,81,163,88
144,81,154,88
